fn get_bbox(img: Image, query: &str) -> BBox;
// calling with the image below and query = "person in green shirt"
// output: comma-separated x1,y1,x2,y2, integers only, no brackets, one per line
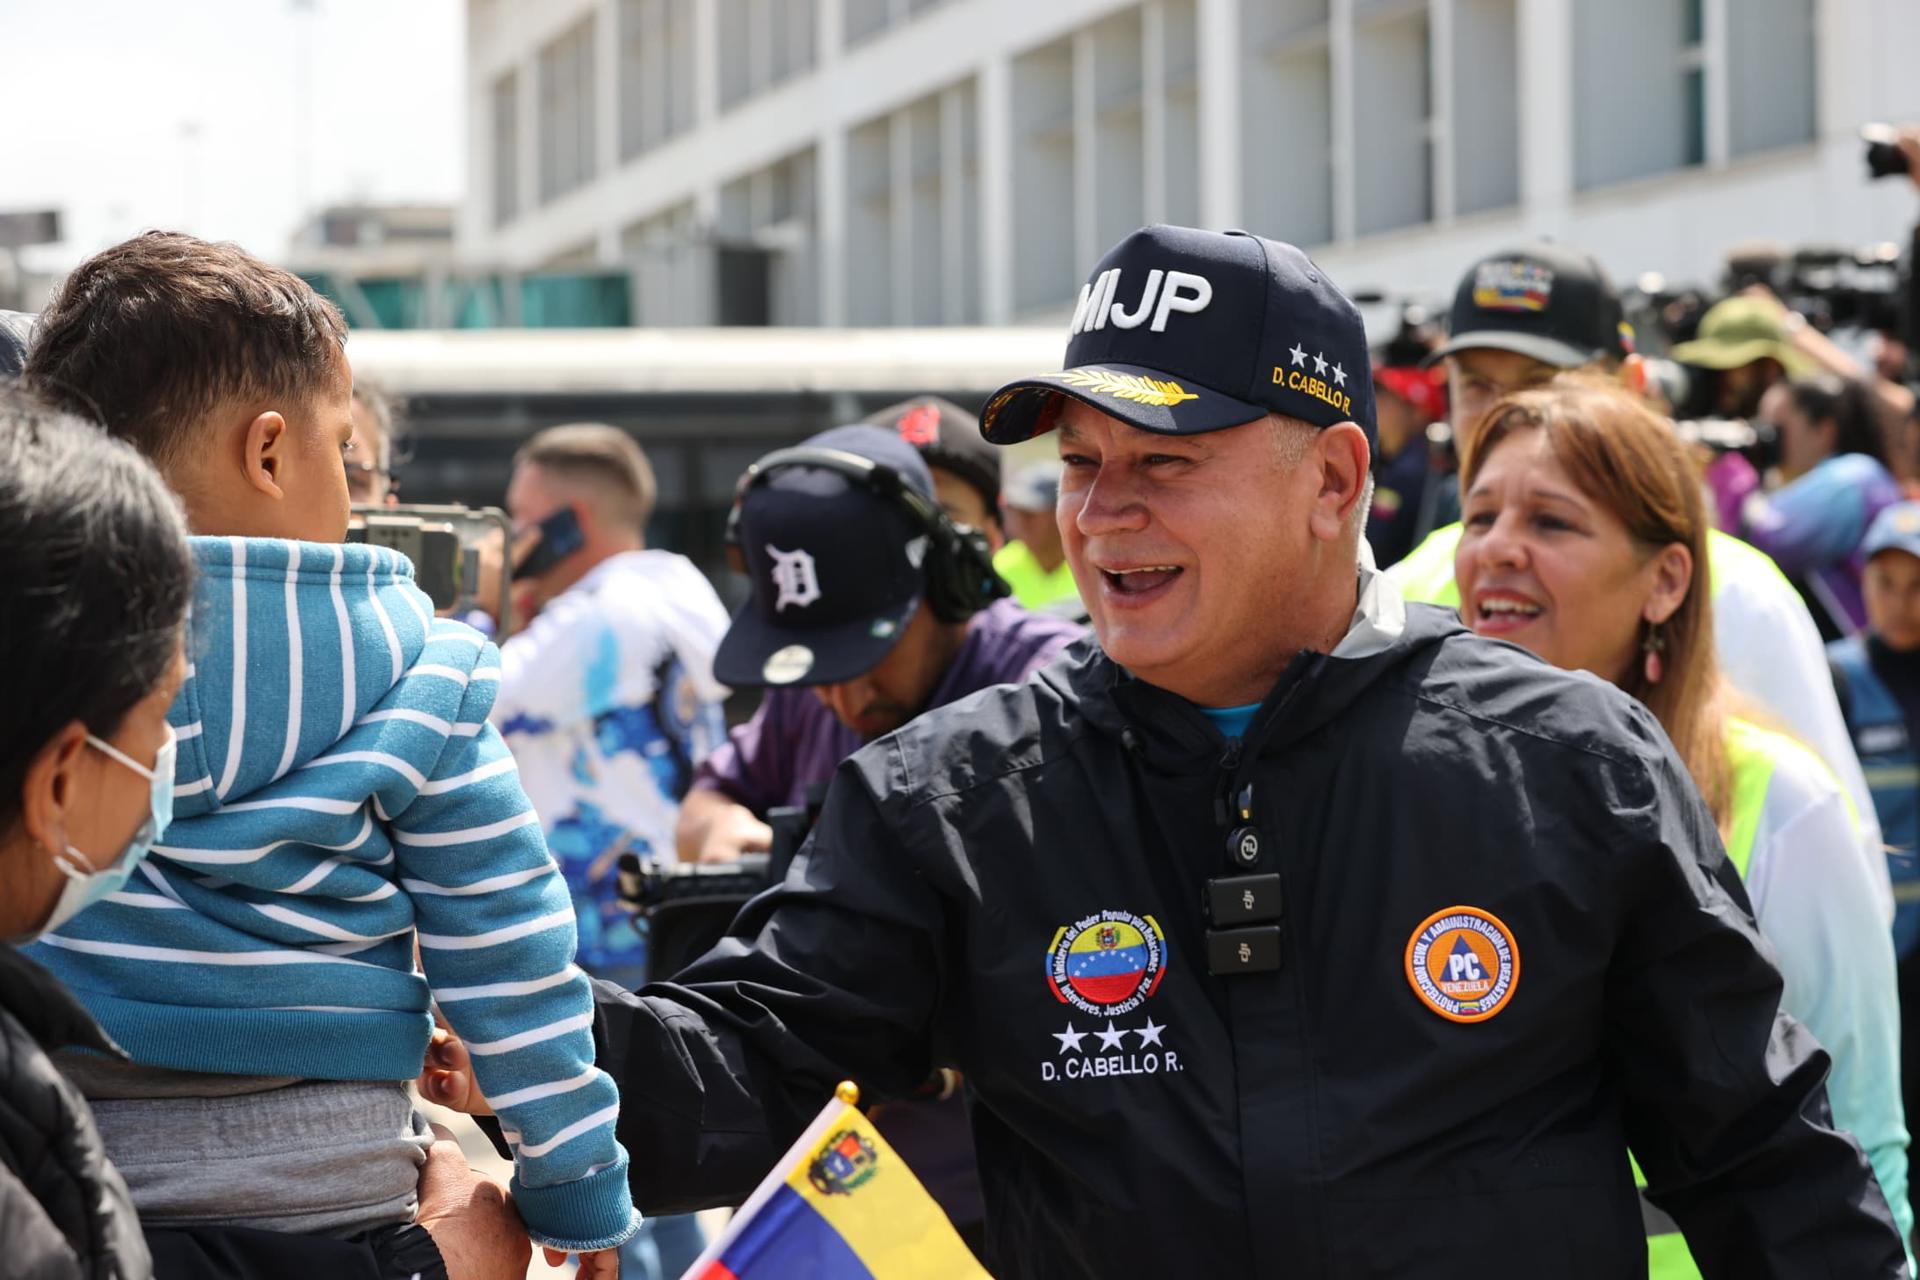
994,460,1084,618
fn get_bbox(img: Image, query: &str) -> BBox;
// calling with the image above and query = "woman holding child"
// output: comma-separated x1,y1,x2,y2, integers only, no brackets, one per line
0,386,527,1280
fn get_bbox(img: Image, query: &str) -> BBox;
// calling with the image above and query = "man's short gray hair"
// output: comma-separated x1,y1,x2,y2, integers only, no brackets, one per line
1266,413,1372,543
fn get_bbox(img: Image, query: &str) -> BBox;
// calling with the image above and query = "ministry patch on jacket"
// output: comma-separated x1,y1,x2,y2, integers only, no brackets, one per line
1404,906,1521,1023
1039,909,1181,1086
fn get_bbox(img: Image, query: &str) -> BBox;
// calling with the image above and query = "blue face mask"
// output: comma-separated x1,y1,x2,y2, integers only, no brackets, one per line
32,727,177,941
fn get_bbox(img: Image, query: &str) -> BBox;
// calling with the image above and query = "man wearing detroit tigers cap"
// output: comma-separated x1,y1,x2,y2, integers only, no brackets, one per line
422,227,1905,1279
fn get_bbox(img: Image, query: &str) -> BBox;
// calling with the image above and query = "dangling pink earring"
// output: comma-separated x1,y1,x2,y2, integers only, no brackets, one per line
1642,622,1666,685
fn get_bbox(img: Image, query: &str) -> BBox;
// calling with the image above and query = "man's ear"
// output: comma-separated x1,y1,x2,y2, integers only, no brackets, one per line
1307,422,1371,544
19,721,88,857
243,411,290,500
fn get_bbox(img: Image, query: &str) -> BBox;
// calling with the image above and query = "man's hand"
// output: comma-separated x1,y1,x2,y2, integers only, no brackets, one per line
676,789,774,864
417,1125,531,1280
419,1025,492,1116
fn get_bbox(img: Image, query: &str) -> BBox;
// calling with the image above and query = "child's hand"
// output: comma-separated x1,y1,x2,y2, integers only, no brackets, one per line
418,1025,493,1116
545,1246,621,1278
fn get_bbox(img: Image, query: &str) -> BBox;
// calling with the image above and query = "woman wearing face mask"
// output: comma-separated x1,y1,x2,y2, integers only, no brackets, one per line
1453,379,1912,1280
0,388,530,1280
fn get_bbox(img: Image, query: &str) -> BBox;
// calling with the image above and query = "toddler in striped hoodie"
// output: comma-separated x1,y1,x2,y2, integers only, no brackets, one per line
24,232,638,1268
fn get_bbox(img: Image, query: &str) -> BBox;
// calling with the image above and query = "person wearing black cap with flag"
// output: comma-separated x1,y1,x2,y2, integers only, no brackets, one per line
421,226,1907,1279
1388,245,1893,931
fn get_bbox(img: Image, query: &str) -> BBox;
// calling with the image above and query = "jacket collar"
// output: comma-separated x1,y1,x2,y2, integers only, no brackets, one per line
0,944,123,1057
1059,557,1454,776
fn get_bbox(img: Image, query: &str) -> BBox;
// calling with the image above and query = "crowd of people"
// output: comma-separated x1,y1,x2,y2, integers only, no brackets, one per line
5,128,1920,1280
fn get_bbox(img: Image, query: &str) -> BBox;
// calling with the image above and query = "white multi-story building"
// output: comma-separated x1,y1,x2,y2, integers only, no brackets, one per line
463,0,1920,328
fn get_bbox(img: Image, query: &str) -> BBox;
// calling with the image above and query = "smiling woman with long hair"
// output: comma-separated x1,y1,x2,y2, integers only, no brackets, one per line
1453,378,1912,1276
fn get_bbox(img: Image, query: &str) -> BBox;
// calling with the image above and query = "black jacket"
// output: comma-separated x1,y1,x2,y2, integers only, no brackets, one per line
1,944,150,1280
597,605,1906,1278
0,945,440,1280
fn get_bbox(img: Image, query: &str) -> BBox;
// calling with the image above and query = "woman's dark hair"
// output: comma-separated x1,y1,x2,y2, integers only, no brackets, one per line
1787,374,1885,465
0,382,194,831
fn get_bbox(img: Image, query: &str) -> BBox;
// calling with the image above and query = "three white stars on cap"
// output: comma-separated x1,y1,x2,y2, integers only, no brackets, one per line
1287,342,1347,386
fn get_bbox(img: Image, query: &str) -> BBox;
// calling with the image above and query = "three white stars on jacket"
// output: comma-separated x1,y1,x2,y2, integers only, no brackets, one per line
1054,1018,1166,1054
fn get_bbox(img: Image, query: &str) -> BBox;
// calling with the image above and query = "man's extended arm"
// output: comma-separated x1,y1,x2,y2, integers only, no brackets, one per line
1609,744,1906,1278
433,754,955,1212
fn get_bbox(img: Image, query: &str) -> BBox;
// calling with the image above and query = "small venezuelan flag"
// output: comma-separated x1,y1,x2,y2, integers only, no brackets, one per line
683,1082,990,1280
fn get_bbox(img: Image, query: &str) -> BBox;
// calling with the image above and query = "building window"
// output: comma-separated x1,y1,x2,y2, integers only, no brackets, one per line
491,71,519,227
844,0,950,49
1451,0,1520,216
1726,0,1815,158
1242,1,1333,247
718,0,816,112
621,0,695,161
538,16,598,204
1574,0,1815,191
1352,8,1433,237
1011,39,1075,314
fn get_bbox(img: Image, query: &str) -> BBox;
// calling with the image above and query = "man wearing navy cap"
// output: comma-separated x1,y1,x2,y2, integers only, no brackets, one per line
423,227,1906,1278
670,422,1079,1252
674,423,1079,864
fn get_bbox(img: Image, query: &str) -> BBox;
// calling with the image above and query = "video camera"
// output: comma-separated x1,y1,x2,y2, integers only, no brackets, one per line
613,794,823,983
1774,243,1904,337
347,503,514,633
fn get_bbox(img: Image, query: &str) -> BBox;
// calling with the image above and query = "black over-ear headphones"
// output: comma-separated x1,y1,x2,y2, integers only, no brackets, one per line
724,445,1009,624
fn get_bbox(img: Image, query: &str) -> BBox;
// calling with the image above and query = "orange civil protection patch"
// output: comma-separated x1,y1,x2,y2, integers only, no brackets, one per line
1404,906,1520,1024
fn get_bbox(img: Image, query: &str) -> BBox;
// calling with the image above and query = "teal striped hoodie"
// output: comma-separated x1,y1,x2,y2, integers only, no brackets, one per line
30,538,638,1252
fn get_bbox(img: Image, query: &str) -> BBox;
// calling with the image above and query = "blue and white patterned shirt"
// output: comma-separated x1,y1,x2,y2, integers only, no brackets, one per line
493,549,730,979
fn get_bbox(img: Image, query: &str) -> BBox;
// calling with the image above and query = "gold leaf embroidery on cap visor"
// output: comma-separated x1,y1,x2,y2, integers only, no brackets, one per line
1059,367,1201,408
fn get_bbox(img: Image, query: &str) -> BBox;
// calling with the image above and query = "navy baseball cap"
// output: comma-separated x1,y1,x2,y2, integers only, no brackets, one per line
1864,502,1920,563
981,225,1375,447
714,424,935,689
1426,244,1633,370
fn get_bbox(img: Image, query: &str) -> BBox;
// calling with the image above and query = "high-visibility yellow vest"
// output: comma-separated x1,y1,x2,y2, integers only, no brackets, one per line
1636,719,1789,1279
992,541,1081,612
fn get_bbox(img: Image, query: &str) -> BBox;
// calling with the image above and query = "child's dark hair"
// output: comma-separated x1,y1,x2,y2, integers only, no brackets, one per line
1786,374,1885,466
25,230,347,469
0,382,194,830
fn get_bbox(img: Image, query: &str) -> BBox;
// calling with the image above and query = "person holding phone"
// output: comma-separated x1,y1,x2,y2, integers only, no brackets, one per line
488,423,732,1280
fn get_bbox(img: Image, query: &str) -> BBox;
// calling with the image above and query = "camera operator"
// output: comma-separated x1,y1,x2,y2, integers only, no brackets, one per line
1670,293,1811,419
672,423,1081,1252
